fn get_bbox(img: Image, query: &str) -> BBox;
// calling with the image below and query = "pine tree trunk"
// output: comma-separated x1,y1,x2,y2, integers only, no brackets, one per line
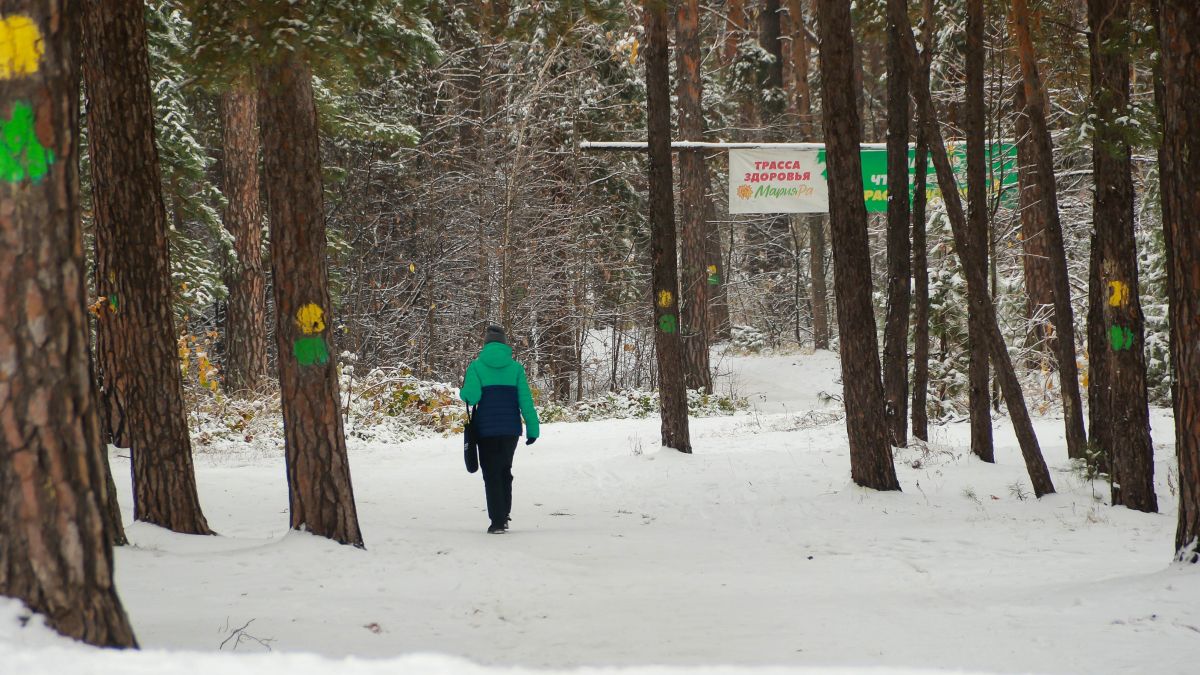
965,0,994,462
1086,227,1111,464
807,217,828,349
1011,0,1088,461
757,0,795,333
1155,0,1200,561
760,0,784,93
892,1,1055,496
87,350,127,546
706,179,732,341
0,0,138,645
786,0,829,351
644,0,691,453
259,53,364,546
725,0,746,66
1087,0,1156,512
882,0,911,448
220,77,268,395
911,127,930,442
676,0,713,393
81,0,211,535
910,0,933,442
735,0,758,142
814,0,900,491
1013,83,1056,368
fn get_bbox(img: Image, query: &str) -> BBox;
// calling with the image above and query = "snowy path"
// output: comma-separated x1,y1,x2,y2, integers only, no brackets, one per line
3,350,1197,674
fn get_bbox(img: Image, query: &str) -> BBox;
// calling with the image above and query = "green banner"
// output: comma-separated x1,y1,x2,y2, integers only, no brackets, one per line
859,143,1018,213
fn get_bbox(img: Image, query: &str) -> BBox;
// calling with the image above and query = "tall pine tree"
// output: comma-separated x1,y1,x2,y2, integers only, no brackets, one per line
644,0,691,453
814,0,899,491
0,0,138,646
82,0,211,535
1155,0,1200,561
1087,0,1156,512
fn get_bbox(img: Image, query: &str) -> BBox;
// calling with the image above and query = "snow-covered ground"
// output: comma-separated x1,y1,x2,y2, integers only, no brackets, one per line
3,350,1197,674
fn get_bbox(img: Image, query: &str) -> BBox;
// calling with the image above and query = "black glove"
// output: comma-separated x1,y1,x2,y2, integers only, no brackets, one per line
525,437,537,445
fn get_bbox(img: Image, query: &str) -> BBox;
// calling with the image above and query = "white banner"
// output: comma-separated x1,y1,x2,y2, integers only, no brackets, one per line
727,148,829,214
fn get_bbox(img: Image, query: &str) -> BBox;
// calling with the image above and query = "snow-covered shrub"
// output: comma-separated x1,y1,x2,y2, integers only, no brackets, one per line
539,388,747,424
730,324,767,353
187,355,750,452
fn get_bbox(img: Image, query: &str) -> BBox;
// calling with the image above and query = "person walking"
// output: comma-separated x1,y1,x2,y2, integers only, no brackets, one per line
460,325,540,533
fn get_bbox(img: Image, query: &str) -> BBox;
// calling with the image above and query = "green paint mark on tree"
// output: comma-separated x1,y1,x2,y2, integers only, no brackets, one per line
293,336,329,365
1109,325,1134,351
1,101,53,183
658,314,677,334
706,265,720,285
108,294,118,312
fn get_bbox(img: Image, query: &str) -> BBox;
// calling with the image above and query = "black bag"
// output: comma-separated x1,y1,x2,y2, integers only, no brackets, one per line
464,405,479,473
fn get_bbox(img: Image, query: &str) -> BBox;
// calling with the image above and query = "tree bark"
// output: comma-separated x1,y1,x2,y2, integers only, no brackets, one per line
892,0,1055,496
706,185,732,341
1087,0,1156,512
87,350,127,547
1013,82,1056,368
1086,229,1111,472
809,218,830,349
910,0,934,442
814,0,900,491
882,0,911,448
757,0,795,333
965,0,994,462
0,0,138,646
644,0,691,453
676,0,713,393
81,0,211,534
1155,0,1200,561
725,0,746,66
259,53,364,546
911,128,930,441
1010,0,1088,461
759,0,784,94
220,77,268,395
786,0,829,351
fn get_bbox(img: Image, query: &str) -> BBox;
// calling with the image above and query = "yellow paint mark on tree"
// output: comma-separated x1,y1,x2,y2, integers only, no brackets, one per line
657,289,673,308
0,15,43,80
1107,280,1129,308
295,303,325,334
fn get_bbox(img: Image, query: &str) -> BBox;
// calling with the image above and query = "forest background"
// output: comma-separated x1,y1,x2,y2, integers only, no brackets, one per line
3,0,1199,653
137,0,1169,424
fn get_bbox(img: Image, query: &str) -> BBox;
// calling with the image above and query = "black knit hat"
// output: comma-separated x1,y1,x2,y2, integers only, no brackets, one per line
484,324,507,345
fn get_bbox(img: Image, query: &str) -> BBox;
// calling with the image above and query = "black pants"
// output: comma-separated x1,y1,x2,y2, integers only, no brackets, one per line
478,436,518,526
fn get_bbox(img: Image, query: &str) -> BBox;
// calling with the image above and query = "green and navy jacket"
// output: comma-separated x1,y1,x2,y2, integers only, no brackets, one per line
459,342,540,440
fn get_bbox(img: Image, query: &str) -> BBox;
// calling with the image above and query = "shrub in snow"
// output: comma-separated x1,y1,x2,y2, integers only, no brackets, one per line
729,325,767,353
540,388,746,424
186,357,749,452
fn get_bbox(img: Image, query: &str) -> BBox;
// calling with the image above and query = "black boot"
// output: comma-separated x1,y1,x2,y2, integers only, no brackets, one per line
487,522,507,534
